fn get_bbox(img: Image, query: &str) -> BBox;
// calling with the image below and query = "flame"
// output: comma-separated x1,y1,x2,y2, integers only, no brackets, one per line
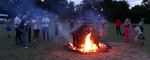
69,32,106,53
80,33,98,53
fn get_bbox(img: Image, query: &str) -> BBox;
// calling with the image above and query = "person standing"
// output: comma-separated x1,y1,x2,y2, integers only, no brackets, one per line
55,15,60,37
132,25,144,46
32,16,40,41
123,18,131,43
19,12,30,48
5,18,11,38
100,17,107,37
69,15,75,30
138,18,145,39
41,14,50,41
114,19,122,36
26,17,32,42
14,13,22,45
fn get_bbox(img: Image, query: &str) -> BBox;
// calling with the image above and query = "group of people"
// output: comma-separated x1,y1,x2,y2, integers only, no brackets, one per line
14,12,52,48
115,18,145,46
5,12,145,48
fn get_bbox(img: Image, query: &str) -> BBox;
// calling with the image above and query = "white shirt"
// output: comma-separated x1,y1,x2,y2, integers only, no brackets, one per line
32,19,40,29
14,16,21,27
41,17,50,27
135,27,142,34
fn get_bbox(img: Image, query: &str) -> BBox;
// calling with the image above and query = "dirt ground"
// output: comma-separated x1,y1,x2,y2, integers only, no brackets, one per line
45,42,150,60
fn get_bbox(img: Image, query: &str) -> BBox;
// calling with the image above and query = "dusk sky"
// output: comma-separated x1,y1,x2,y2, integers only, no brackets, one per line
71,0,143,7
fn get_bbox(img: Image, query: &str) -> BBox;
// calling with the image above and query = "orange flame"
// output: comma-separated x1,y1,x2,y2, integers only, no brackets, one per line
80,33,98,53
69,32,106,53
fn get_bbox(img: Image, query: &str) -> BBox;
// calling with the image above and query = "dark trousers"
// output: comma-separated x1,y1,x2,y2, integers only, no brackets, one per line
34,29,40,39
140,27,145,39
55,25,58,36
140,27,144,33
15,27,22,45
116,27,122,35
27,29,31,42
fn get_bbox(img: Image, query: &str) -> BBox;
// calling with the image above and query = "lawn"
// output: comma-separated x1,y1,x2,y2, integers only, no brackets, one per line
0,22,150,60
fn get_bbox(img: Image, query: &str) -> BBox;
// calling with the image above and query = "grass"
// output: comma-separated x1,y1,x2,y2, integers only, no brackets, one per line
0,22,150,60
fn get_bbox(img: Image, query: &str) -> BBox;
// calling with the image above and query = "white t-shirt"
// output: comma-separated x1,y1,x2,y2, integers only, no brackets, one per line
14,16,21,27
135,27,142,34
41,17,50,27
32,19,40,29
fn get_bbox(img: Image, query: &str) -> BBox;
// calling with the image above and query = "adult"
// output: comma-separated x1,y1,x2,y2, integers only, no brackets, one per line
19,12,30,48
32,16,40,41
41,14,50,41
69,15,75,30
123,18,131,43
100,17,107,37
55,15,60,37
114,19,122,36
14,13,22,45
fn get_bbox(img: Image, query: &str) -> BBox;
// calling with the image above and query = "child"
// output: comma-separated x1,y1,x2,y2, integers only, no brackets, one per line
132,25,144,46
32,16,40,41
5,19,11,38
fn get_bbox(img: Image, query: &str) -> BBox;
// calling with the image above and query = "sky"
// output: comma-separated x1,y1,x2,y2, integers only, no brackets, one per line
71,0,143,7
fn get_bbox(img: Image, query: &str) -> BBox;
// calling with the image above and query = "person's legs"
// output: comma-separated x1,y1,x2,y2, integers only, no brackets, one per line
42,27,46,41
46,27,50,41
15,28,19,45
37,29,40,40
118,28,122,36
116,27,119,35
22,28,28,48
28,29,31,42
34,29,36,41
18,30,22,44
124,30,130,43
55,25,58,36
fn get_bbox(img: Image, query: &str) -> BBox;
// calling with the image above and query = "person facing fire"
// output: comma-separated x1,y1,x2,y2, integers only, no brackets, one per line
41,14,50,41
19,11,30,48
100,17,107,37
69,15,75,30
14,13,22,45
114,19,122,36
123,18,131,43
132,25,144,46
32,16,40,41
54,15,61,37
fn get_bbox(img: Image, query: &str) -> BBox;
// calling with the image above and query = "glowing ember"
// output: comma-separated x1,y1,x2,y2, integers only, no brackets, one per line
69,32,107,53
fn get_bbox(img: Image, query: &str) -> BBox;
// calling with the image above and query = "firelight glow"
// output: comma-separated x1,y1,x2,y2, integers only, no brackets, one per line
69,32,107,53
81,33,98,53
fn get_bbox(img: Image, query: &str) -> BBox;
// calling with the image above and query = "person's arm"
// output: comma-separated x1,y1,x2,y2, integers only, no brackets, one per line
46,18,50,24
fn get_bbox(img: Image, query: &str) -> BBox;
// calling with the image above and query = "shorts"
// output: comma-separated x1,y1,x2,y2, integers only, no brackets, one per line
6,27,11,31
135,34,143,40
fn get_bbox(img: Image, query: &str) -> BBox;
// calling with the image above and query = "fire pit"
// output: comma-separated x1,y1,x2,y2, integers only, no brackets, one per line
67,23,111,53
